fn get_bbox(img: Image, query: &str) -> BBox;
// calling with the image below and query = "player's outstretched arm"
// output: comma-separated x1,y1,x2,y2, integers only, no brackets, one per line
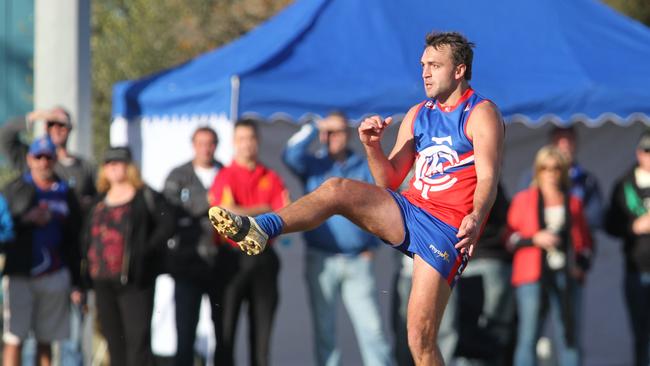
359,104,418,190
455,101,505,255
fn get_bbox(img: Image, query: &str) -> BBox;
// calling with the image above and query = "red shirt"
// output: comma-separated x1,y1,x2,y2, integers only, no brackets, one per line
208,161,289,247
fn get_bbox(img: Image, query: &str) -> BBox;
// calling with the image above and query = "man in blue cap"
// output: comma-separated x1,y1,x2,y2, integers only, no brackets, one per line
1,108,95,366
1,136,83,366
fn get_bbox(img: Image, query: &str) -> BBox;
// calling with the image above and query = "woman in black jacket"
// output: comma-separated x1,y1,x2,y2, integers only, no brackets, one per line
82,147,174,366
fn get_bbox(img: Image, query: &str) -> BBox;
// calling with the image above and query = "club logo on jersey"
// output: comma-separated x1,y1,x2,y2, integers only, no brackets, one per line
428,244,450,262
412,136,464,197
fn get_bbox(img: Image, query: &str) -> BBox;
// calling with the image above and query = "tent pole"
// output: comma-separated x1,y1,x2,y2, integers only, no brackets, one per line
230,75,240,121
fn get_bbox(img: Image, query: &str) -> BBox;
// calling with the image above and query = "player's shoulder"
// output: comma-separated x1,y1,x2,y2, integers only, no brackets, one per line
467,98,503,132
471,98,500,116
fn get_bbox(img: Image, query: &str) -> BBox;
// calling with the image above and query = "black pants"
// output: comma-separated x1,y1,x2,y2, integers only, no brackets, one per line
94,280,155,366
214,246,280,366
174,276,220,366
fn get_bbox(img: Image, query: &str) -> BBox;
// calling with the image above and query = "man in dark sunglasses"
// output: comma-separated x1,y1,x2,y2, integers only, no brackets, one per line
1,107,95,365
0,136,83,366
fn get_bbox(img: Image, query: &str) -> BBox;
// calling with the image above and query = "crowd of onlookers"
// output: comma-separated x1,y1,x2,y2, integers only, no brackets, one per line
0,107,648,366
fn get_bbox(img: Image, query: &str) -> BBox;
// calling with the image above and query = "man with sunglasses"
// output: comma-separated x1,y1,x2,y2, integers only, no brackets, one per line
283,111,392,366
1,136,83,366
1,108,94,366
1,107,97,210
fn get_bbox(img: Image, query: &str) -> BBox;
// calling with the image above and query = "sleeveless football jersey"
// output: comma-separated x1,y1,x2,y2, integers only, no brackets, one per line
402,87,490,229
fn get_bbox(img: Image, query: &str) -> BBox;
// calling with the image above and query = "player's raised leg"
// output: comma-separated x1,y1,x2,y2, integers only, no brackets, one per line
209,177,405,254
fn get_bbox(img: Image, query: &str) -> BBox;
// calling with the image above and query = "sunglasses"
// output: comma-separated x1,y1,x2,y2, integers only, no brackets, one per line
539,164,561,172
46,122,68,129
34,154,54,161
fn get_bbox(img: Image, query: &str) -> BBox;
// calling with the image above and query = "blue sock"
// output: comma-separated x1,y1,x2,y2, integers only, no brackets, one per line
254,213,284,238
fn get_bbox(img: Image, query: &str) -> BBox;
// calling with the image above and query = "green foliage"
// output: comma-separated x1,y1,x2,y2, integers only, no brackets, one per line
91,0,293,160
603,0,650,26
0,165,19,188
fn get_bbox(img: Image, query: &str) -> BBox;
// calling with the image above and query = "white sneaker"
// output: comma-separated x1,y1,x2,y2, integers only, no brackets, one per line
208,206,269,255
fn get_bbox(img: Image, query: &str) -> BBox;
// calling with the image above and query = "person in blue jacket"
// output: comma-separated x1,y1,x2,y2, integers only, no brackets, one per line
283,111,392,366
0,193,14,244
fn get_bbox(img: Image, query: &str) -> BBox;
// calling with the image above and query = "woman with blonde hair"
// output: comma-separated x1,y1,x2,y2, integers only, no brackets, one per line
82,147,174,366
507,145,593,366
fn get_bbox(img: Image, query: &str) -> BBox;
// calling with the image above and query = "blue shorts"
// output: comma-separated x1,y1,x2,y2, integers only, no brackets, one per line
387,190,469,288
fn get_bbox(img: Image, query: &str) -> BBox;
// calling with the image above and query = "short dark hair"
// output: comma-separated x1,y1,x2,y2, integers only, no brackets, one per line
234,117,259,137
327,110,348,122
192,126,218,145
425,32,475,80
549,125,577,140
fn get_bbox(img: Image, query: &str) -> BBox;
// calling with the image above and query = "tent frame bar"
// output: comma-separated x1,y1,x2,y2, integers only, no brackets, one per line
230,75,240,121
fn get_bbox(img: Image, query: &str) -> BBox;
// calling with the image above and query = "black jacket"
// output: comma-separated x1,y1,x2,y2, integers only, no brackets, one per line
473,183,512,261
1,174,82,287
606,167,650,273
162,161,222,280
81,186,176,288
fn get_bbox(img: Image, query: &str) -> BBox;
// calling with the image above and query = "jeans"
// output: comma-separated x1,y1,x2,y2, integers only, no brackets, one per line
438,258,514,366
514,271,582,366
59,304,84,366
305,247,391,366
625,271,650,366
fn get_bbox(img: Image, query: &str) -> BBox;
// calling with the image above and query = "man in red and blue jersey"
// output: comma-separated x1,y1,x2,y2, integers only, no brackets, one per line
209,32,504,366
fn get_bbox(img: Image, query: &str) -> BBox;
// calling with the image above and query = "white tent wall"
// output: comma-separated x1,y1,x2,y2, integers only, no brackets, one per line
111,118,645,365
110,115,234,190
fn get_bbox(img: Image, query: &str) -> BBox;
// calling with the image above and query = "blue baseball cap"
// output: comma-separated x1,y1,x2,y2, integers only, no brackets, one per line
28,136,57,157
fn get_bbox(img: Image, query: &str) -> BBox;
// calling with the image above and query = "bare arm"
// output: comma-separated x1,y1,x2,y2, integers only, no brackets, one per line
359,104,419,190
455,102,505,255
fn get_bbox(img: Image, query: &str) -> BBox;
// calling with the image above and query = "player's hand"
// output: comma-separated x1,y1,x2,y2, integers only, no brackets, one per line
532,230,560,250
26,110,50,125
22,206,51,226
70,288,85,306
455,212,480,256
358,116,392,147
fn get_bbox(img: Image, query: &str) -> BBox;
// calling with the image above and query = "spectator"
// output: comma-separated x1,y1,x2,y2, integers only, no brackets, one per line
507,145,593,366
438,183,514,365
0,194,14,243
162,127,223,366
283,112,391,366
1,136,83,366
208,118,289,366
606,130,650,366
81,147,174,366
0,194,14,364
1,107,96,366
518,125,603,231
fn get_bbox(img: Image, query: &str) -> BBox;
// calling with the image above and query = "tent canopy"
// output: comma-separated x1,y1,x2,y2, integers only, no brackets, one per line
112,0,650,125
